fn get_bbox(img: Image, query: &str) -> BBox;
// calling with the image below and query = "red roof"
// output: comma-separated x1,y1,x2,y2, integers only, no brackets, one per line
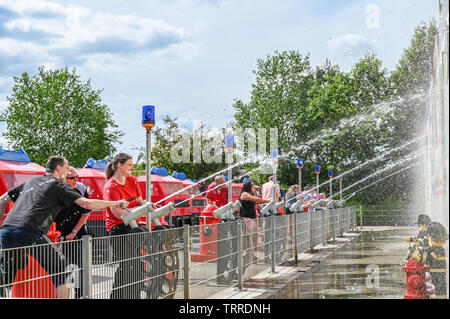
0,160,45,174
137,174,182,184
76,168,106,178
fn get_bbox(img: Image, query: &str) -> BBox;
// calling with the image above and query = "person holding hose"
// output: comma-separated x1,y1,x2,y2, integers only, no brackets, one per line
103,152,146,299
0,156,127,298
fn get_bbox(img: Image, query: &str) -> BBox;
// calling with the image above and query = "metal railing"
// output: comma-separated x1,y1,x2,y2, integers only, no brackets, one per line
1,206,357,299
357,205,421,226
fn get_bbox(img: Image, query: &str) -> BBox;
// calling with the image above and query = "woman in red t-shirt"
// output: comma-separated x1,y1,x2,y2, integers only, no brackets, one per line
103,152,145,299
103,153,145,233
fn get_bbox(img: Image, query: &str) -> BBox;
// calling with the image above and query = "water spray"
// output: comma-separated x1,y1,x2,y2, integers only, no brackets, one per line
339,153,421,196
341,163,418,201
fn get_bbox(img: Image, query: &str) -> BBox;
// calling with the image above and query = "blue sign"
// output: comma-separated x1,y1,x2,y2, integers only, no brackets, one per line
297,158,303,168
315,165,320,174
328,170,333,178
142,105,155,127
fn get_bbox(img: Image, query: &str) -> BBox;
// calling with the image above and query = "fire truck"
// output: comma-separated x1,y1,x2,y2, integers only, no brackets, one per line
0,148,46,221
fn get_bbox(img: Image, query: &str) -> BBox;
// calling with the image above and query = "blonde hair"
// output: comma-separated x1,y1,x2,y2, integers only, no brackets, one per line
286,185,297,195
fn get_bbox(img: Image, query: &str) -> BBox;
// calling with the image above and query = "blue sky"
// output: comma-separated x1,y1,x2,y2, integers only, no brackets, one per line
0,0,439,162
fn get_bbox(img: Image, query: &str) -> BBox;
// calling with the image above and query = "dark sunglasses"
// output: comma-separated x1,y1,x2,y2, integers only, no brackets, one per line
66,176,79,180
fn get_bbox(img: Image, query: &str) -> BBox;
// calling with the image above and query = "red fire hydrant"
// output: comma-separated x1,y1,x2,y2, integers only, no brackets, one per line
403,257,430,299
46,222,61,243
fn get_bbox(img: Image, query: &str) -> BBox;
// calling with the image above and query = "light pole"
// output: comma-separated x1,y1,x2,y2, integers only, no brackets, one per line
225,134,234,204
271,149,278,273
297,158,303,195
315,165,320,195
339,174,343,200
142,105,155,229
328,170,333,200
272,149,279,210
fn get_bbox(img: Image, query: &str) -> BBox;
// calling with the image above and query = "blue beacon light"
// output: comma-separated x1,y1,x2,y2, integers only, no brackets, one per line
315,165,320,175
297,158,303,170
142,105,155,131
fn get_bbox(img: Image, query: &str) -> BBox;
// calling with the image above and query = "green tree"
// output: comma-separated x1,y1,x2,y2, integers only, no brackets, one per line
0,66,123,167
390,20,438,95
233,50,314,150
134,115,228,182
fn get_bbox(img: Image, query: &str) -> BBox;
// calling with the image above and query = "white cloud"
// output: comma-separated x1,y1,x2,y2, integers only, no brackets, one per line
0,0,196,74
326,33,373,66
327,34,372,56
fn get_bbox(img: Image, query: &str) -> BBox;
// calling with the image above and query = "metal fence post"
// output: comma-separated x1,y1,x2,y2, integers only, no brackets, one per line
237,220,243,290
81,235,92,299
309,209,315,253
293,212,298,263
183,225,191,299
359,204,363,229
337,207,341,236
271,216,276,273
331,208,335,242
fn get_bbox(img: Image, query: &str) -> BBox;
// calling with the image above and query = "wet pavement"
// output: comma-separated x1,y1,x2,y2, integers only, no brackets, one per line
264,228,417,299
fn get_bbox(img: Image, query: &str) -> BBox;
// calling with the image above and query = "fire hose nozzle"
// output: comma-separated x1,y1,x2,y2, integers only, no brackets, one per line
291,199,303,212
326,200,337,208
233,200,241,211
213,202,235,218
337,199,346,206
275,201,285,210
121,202,175,226
152,202,176,220
122,202,154,225
311,199,325,208
260,200,274,215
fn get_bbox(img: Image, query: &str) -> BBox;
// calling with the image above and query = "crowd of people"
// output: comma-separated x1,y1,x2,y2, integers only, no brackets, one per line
1,154,447,299
202,174,337,220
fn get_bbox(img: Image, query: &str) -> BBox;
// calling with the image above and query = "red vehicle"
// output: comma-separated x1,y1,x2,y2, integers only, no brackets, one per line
76,158,109,239
0,148,46,221
181,179,206,226
137,167,191,227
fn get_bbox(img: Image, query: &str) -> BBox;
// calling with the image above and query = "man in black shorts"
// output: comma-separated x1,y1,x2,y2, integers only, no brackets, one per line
0,156,127,298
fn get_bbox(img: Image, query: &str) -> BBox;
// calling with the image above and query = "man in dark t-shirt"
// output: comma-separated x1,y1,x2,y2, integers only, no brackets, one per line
0,156,128,298
54,167,91,240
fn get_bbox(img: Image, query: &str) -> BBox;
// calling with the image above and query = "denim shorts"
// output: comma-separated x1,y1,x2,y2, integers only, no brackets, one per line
0,225,67,288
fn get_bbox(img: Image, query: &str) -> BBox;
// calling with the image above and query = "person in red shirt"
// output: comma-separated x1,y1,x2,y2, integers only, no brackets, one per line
103,152,145,299
206,175,229,207
103,154,144,233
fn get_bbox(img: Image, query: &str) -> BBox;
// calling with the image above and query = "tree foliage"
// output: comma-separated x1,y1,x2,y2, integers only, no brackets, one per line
133,115,228,182
231,18,436,204
0,66,123,167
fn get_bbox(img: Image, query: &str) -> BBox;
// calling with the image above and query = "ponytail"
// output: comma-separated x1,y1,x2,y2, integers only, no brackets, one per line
105,162,115,180
105,153,132,180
